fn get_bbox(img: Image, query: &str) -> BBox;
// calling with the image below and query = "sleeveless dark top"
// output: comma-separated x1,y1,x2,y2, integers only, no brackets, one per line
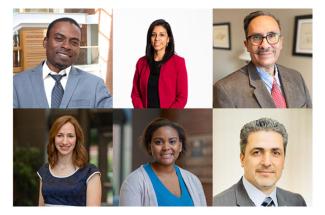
37,163,100,206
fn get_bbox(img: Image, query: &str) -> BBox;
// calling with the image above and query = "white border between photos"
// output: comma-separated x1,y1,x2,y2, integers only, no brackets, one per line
1,0,324,215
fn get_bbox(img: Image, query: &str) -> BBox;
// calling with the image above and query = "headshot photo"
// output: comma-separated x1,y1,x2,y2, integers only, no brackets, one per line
13,109,113,206
13,9,113,108
213,9,312,108
213,109,312,206
114,9,212,108
113,109,212,206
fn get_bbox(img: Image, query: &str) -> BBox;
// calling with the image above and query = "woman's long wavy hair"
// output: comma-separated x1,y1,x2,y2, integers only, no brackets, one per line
47,115,88,168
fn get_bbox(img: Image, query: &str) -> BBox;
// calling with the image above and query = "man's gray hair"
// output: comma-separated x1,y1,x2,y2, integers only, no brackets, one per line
240,117,288,154
243,10,281,38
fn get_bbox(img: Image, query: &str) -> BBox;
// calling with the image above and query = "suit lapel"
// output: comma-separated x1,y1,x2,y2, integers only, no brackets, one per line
235,178,255,206
30,63,49,108
276,188,287,206
60,66,80,108
247,63,276,108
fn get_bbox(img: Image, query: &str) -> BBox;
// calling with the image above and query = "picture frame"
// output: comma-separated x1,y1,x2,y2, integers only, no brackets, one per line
213,23,231,50
292,14,312,57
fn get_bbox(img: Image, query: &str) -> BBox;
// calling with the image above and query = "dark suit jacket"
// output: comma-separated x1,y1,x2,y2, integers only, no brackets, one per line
213,178,307,206
213,62,312,108
13,62,112,108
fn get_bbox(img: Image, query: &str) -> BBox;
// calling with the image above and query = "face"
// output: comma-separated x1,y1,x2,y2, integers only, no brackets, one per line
149,126,182,166
240,131,285,194
150,25,170,54
44,21,81,72
55,122,77,156
244,16,283,74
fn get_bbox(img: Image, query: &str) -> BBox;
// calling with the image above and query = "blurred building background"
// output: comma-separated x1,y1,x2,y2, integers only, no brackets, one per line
113,109,213,206
13,109,113,206
13,8,113,93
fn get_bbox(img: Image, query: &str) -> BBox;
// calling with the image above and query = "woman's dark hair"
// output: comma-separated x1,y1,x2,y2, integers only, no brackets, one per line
145,19,175,65
142,118,186,158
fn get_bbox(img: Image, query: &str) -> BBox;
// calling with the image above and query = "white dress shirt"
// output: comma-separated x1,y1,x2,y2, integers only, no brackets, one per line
242,176,278,207
42,61,71,107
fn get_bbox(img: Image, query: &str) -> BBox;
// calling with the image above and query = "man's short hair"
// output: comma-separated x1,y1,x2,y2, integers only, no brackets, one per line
46,17,81,38
240,117,288,154
243,10,281,38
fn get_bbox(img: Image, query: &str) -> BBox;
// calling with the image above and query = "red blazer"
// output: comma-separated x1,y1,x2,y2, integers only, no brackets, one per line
131,54,188,108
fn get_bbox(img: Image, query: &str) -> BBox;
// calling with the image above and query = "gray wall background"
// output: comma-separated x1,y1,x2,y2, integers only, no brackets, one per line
213,9,312,97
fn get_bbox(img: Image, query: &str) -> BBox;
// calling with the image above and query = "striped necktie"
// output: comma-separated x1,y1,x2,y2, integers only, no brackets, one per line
271,77,287,108
49,74,66,108
261,197,275,207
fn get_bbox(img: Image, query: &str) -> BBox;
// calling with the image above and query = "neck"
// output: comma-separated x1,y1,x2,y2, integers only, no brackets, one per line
46,60,67,73
151,162,175,175
261,65,276,76
56,153,74,167
154,50,165,61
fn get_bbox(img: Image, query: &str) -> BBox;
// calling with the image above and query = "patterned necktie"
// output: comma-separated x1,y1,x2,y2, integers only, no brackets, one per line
49,74,66,108
261,197,275,207
271,77,287,108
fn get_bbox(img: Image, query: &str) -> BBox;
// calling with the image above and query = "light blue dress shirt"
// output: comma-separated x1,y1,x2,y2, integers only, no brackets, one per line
255,65,282,94
242,176,278,207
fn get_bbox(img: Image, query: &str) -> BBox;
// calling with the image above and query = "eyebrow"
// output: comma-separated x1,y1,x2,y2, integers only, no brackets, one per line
250,147,282,152
54,33,80,42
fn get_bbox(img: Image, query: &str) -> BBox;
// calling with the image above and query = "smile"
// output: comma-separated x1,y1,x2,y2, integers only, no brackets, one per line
57,52,71,58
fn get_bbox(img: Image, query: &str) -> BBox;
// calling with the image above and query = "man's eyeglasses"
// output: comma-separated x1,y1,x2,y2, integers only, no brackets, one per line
247,32,281,45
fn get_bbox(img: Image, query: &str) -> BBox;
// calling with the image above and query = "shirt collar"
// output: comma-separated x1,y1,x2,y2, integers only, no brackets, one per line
255,65,281,89
42,60,71,80
242,176,278,206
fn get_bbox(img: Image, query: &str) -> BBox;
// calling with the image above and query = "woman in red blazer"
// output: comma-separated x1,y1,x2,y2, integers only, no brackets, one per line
131,19,188,108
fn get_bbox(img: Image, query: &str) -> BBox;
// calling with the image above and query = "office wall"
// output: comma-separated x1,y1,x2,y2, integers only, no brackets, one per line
213,9,312,96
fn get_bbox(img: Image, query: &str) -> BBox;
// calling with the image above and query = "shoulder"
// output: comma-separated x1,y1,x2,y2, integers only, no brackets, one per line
121,165,149,189
216,64,249,87
168,54,185,64
178,166,201,184
72,67,102,81
14,65,41,81
213,183,238,206
37,163,50,179
136,56,148,65
277,64,304,79
277,187,307,206
82,163,100,175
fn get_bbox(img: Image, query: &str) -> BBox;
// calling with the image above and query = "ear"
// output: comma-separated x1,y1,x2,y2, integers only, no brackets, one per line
240,153,245,167
43,37,48,49
244,40,248,50
279,36,284,50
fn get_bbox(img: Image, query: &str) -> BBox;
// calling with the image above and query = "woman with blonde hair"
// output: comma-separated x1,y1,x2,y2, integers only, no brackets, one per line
37,115,101,206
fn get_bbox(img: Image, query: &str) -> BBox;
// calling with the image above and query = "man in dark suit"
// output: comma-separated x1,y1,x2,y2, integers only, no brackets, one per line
213,11,312,108
14,17,112,108
213,118,307,206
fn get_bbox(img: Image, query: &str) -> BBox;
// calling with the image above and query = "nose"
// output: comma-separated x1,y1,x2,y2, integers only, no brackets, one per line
161,142,169,150
261,153,272,166
62,135,68,145
259,37,270,48
61,40,71,49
